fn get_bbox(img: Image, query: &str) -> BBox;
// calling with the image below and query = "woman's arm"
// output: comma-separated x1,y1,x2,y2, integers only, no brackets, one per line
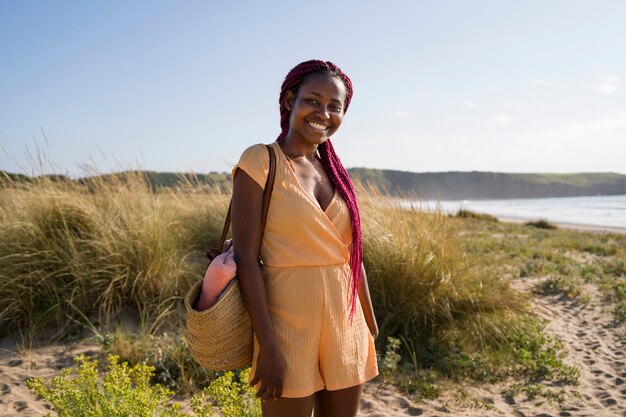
357,262,379,340
231,169,284,400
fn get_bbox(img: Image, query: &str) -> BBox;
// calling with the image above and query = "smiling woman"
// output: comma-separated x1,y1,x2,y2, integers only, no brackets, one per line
229,60,379,417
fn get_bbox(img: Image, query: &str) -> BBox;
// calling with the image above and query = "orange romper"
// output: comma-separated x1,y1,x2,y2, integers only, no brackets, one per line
232,141,379,398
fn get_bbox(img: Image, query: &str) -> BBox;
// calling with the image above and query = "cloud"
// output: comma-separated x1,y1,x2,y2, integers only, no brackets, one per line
394,110,412,118
529,79,546,85
465,100,476,109
593,74,622,94
594,84,619,94
606,74,622,83
491,115,514,125
515,113,626,148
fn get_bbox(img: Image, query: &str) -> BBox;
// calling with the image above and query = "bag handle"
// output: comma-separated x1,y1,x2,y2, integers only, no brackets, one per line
215,144,277,255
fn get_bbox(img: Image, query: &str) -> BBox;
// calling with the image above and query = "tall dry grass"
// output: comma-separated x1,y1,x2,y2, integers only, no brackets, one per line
0,173,228,338
1,173,525,366
358,185,526,357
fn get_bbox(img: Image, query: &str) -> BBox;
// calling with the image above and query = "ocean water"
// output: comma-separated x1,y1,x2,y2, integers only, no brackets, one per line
415,195,626,229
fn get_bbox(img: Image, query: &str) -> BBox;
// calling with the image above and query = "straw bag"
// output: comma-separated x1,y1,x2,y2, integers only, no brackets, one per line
185,144,277,371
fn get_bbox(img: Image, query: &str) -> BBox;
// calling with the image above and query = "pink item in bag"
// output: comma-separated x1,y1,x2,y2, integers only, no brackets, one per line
195,245,237,311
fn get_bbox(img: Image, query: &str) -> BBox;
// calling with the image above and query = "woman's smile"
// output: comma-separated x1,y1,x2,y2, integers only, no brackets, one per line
307,120,329,132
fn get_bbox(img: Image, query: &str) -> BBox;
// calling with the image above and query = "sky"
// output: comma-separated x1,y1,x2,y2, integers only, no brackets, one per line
1,0,625,177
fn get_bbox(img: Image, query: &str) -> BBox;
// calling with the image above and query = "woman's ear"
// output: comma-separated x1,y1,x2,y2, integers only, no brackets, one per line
284,89,295,111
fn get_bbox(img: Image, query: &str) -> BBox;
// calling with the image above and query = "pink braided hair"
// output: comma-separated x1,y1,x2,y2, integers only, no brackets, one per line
276,60,362,321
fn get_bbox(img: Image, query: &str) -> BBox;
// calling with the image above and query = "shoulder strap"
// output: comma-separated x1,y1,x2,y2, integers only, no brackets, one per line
217,144,277,253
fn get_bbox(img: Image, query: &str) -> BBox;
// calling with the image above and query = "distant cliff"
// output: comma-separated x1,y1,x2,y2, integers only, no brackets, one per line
348,169,626,200
0,170,232,193
3,169,626,200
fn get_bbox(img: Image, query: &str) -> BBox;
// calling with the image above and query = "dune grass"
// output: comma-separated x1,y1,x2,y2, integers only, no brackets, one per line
0,173,228,339
451,213,626,322
0,172,591,404
359,190,526,353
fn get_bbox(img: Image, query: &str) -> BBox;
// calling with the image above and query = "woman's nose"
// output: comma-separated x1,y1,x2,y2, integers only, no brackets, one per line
316,107,330,119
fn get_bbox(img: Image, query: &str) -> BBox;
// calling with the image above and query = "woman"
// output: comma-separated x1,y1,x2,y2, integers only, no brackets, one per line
231,60,379,417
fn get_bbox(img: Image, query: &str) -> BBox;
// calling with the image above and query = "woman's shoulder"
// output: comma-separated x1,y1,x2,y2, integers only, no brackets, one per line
238,142,273,162
232,142,274,188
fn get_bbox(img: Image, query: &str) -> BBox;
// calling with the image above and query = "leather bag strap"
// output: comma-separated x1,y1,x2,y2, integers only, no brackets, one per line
217,144,277,254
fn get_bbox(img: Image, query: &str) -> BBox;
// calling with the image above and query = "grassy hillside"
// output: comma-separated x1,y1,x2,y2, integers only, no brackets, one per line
349,169,626,200
4,169,626,200
1,170,232,193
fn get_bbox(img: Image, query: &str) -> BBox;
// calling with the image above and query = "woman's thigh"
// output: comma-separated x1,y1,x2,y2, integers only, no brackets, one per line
261,394,315,417
313,384,364,417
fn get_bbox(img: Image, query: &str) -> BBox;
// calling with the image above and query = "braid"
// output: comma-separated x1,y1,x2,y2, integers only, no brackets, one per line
276,60,362,321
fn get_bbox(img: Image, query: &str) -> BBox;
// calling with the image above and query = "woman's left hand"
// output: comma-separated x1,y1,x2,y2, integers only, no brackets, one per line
368,321,379,340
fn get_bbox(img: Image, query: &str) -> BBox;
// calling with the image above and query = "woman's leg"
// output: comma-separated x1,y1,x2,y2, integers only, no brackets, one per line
261,395,315,417
313,384,364,417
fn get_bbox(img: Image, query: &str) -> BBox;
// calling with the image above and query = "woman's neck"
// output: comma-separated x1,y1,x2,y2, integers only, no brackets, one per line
278,135,320,160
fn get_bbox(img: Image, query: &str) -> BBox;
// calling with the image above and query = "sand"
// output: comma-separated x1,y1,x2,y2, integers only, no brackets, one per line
496,216,626,235
0,335,102,417
2,279,625,416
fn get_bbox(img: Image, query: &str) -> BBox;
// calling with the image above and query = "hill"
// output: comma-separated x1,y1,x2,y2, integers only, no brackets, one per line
348,169,626,200
1,170,232,193
3,169,626,200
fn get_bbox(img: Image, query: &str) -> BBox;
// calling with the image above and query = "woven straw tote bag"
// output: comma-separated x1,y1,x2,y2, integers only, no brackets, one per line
185,144,277,371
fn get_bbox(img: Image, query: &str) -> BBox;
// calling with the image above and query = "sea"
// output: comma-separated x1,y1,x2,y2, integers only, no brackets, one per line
415,195,626,229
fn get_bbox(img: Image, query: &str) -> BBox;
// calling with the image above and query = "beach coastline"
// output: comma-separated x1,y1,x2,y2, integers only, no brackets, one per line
496,216,626,235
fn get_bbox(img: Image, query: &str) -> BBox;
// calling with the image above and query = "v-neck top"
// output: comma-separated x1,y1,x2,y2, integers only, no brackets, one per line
232,141,352,268
279,146,337,213
231,141,378,398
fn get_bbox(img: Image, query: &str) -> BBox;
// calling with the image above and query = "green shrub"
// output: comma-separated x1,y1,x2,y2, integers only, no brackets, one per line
535,276,587,303
614,301,626,324
454,209,499,222
191,370,260,417
524,219,557,230
27,354,187,417
381,337,402,377
601,258,626,277
504,316,579,385
502,383,567,404
27,354,260,417
95,330,217,393
411,315,579,386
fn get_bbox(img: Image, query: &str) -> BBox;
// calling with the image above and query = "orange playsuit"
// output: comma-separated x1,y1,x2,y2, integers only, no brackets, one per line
231,141,378,398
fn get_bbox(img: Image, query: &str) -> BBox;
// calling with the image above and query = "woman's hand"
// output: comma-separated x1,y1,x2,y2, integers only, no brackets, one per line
368,322,379,341
249,342,285,400
358,263,379,341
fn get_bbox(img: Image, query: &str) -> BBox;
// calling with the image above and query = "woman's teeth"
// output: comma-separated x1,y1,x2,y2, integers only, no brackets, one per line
308,121,327,131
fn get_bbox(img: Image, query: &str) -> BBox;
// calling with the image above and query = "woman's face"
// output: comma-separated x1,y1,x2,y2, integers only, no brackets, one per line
285,72,347,146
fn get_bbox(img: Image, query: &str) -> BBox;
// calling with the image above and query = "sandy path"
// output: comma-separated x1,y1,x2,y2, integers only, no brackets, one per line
499,278,626,417
2,277,625,416
0,335,101,416
357,277,626,417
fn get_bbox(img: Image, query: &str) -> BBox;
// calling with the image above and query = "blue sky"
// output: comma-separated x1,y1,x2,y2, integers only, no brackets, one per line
1,1,625,177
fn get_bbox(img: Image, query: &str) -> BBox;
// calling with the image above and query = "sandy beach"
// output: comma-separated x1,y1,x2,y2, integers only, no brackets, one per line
2,272,625,416
496,216,626,235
